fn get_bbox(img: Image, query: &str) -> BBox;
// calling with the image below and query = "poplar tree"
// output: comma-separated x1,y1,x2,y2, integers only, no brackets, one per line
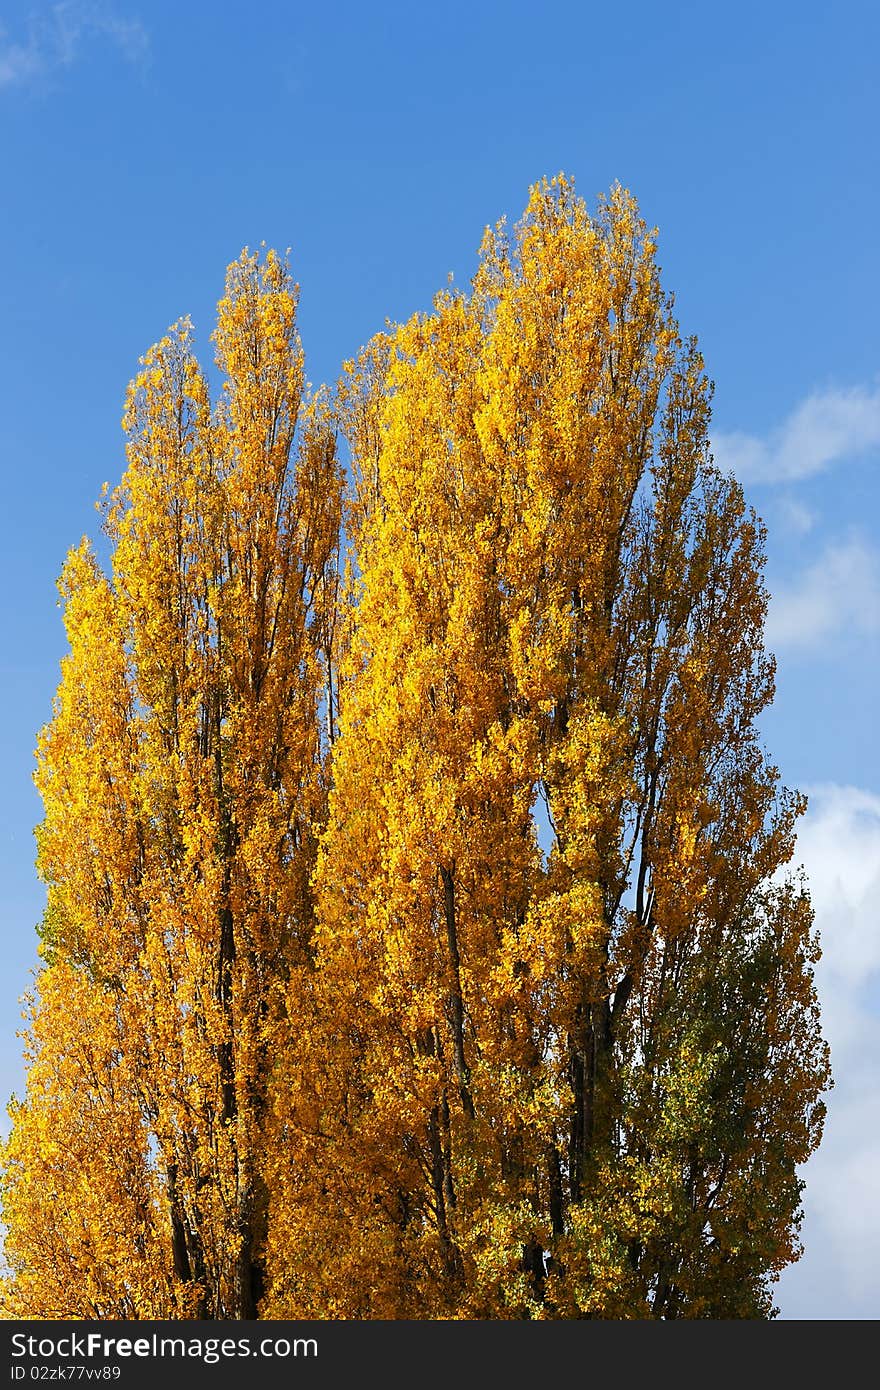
2,180,830,1320
1,251,343,1318
277,178,830,1318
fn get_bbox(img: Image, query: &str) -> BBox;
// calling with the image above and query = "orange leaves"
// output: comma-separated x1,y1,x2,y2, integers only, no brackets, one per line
3,180,830,1321
305,175,830,1318
3,246,342,1320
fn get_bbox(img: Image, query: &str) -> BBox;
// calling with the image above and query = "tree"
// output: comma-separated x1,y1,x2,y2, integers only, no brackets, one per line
1,250,343,1318
273,177,830,1318
1,179,829,1320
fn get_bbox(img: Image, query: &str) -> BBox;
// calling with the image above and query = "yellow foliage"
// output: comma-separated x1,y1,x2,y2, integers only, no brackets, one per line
2,182,829,1321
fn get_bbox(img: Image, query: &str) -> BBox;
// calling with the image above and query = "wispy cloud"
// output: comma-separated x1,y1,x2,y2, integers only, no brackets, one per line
0,33,42,87
0,2,147,90
776,785,880,1318
712,383,880,485
765,537,880,651
775,495,816,536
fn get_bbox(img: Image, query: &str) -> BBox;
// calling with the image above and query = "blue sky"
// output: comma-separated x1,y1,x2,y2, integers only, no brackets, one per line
1,0,878,1319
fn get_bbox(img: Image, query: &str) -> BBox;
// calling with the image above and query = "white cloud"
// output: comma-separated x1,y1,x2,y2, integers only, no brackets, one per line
0,2,147,90
0,37,42,88
775,495,816,536
712,383,880,485
776,784,880,1319
765,537,880,651
795,786,880,983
